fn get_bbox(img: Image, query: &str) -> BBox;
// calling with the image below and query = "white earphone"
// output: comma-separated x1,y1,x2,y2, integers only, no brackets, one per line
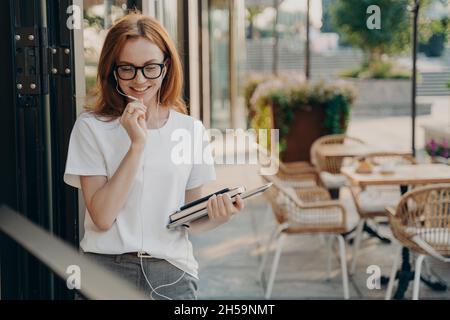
114,71,140,102
114,67,168,131
113,63,188,299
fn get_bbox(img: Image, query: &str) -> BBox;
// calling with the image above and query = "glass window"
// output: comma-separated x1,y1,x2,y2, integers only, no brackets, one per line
83,0,129,104
209,0,230,130
161,0,178,41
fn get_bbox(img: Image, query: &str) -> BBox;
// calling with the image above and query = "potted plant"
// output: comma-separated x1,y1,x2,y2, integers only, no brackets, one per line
246,77,355,162
425,138,450,165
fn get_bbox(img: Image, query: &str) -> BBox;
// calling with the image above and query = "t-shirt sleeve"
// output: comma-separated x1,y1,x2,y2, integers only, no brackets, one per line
63,116,107,189
186,120,216,190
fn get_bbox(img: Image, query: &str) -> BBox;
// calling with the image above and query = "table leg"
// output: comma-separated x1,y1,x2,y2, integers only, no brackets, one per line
387,185,413,299
400,185,408,195
328,188,340,200
343,222,391,244
393,247,414,299
341,223,391,244
362,223,391,244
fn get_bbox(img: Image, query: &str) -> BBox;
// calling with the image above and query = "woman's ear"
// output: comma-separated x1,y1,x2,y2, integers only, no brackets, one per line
162,59,170,80
160,68,168,83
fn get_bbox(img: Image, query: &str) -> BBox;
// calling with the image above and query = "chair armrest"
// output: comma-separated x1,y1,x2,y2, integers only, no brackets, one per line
292,200,347,229
411,235,450,263
294,186,331,202
281,161,315,174
302,200,346,211
277,172,321,187
385,206,396,217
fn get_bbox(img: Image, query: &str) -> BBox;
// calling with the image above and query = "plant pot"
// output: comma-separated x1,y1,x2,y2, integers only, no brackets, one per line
248,80,353,164
423,125,450,144
270,104,347,162
431,156,450,165
281,105,326,162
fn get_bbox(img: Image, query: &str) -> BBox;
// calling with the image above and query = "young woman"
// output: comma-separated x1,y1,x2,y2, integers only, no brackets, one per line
64,13,244,300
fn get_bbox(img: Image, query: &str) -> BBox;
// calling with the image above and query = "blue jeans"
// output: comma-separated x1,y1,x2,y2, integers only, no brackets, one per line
77,252,198,300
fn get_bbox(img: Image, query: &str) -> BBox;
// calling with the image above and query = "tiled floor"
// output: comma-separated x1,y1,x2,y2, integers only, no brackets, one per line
191,164,450,300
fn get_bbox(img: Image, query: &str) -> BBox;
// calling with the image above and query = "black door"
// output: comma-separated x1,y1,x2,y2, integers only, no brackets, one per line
0,0,79,300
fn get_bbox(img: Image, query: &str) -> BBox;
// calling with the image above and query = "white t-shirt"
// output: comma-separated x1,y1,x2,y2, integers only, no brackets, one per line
63,108,216,279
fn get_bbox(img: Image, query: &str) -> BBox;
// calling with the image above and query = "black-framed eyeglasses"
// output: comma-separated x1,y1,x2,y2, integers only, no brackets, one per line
114,62,165,80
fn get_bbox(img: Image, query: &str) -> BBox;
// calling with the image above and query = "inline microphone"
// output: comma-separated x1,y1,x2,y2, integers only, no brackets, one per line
114,72,140,102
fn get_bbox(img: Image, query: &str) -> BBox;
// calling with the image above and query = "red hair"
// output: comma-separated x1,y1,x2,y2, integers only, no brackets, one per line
87,13,187,119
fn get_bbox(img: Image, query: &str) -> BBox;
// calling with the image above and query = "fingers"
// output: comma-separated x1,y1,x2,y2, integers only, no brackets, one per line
207,196,213,219
125,102,146,116
223,194,237,214
234,195,244,210
217,194,228,217
122,102,146,126
207,194,223,220
137,115,147,130
123,109,144,129
207,193,244,222
131,108,146,122
208,194,219,219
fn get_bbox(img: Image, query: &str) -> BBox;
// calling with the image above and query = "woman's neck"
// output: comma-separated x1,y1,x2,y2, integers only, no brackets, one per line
146,105,170,129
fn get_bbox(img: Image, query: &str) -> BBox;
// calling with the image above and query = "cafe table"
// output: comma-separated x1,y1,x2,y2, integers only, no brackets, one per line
317,143,411,160
316,144,411,242
341,163,450,299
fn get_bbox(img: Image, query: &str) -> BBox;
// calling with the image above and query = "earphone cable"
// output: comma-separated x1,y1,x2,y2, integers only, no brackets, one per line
137,89,189,300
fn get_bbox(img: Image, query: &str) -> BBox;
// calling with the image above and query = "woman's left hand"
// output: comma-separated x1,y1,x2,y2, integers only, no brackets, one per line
206,194,244,224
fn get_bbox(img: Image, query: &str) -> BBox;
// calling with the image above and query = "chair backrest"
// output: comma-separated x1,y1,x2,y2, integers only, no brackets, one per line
310,134,365,172
261,174,302,224
390,184,450,256
262,174,347,232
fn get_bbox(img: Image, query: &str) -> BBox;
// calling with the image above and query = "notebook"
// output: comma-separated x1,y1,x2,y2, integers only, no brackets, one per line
174,187,231,219
167,183,273,229
169,186,246,222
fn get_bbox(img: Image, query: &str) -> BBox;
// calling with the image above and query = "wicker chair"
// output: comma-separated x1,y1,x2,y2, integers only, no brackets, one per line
385,184,450,300
311,135,365,196
276,165,323,189
258,173,350,299
310,134,365,174
349,152,416,275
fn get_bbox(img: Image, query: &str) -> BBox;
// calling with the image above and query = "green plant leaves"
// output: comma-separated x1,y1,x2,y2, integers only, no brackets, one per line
247,79,355,154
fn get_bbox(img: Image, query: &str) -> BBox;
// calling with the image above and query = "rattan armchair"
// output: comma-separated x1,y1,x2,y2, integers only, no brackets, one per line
311,134,365,174
385,184,450,300
310,135,366,197
258,174,350,299
349,152,416,275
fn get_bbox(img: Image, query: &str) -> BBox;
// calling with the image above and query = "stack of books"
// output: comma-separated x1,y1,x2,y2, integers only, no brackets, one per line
168,187,246,228
167,183,273,229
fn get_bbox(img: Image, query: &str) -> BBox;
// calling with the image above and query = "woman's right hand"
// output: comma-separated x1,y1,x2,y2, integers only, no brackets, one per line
119,100,147,149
